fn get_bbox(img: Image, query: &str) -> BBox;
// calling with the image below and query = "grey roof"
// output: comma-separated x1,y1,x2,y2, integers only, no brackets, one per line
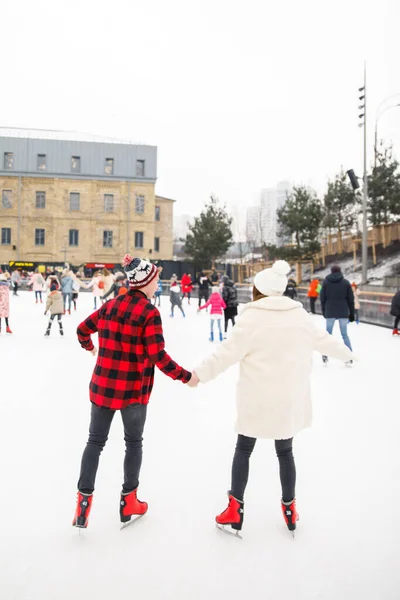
0,127,148,146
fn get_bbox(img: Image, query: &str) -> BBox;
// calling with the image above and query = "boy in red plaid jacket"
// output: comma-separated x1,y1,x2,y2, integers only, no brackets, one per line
73,255,197,529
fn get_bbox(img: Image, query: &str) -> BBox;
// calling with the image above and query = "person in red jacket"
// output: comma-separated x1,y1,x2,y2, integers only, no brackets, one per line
181,273,193,304
307,278,320,314
73,255,195,529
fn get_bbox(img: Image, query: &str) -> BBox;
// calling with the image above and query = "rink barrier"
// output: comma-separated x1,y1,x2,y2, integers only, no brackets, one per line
20,279,395,329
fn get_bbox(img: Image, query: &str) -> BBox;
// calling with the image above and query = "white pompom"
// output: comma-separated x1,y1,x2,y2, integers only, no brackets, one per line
272,260,291,276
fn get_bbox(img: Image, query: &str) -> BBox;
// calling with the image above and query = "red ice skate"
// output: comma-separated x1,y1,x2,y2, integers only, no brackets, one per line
281,498,299,535
120,488,148,527
216,493,244,536
6,326,12,334
72,492,93,528
393,329,400,336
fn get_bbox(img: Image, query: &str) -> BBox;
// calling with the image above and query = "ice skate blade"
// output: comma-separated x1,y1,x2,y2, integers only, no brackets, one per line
216,524,242,539
120,514,145,530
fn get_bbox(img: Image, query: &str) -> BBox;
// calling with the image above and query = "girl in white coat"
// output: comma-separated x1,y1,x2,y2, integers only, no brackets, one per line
193,260,353,535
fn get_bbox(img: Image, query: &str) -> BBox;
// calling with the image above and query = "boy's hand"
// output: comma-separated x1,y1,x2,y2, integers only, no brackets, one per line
90,347,98,356
187,372,200,388
44,312,47,316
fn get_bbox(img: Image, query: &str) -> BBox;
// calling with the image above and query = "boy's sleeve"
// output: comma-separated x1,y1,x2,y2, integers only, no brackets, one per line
45,296,52,312
143,308,191,382
77,309,101,351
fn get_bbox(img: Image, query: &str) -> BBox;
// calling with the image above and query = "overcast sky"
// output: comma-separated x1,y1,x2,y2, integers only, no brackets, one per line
2,0,400,220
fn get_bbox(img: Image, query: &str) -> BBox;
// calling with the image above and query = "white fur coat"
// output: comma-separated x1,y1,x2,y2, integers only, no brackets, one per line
194,296,353,440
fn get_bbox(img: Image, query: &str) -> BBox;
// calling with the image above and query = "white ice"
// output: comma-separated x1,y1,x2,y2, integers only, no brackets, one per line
0,291,399,600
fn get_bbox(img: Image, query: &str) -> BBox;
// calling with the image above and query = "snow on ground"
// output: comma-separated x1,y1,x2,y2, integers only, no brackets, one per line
1,291,399,600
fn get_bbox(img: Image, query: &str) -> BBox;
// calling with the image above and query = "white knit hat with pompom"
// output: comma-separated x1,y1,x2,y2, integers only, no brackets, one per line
253,260,291,297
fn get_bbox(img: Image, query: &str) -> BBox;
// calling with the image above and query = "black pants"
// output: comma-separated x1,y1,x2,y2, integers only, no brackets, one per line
224,308,237,332
309,297,317,314
198,291,209,308
0,317,9,328
35,291,42,301
394,316,400,329
13,282,18,296
46,314,63,332
231,435,296,503
78,402,147,495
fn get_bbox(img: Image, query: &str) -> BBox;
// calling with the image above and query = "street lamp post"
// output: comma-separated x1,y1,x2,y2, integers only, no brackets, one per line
358,62,368,285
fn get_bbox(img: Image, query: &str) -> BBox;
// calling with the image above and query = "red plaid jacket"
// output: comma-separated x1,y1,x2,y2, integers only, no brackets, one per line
77,290,191,409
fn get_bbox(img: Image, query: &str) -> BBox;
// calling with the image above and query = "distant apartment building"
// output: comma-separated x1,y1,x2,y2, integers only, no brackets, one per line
0,128,174,268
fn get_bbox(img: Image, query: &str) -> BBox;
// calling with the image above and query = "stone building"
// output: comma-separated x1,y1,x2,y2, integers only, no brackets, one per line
0,128,174,268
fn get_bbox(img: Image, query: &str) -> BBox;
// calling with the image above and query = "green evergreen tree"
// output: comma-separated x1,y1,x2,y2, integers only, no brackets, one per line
184,195,233,267
277,186,324,258
368,146,400,225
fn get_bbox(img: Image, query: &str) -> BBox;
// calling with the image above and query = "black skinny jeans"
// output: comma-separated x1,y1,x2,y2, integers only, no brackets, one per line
78,402,147,495
394,316,400,329
231,435,296,503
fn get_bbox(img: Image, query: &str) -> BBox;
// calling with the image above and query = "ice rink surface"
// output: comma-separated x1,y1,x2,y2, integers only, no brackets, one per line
1,291,399,600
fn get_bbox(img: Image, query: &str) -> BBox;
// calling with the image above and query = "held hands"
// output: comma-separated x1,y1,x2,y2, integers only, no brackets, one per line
187,371,200,388
90,347,98,356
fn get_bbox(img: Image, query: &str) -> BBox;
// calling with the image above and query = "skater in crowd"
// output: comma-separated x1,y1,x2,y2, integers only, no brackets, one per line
181,273,193,304
45,271,61,295
101,268,115,298
197,271,211,309
11,269,21,296
102,273,128,301
199,286,226,342
320,265,354,364
351,283,360,324
61,269,74,314
221,276,238,335
307,278,320,314
44,283,64,336
284,278,297,300
390,289,400,336
191,260,353,536
29,270,45,303
170,281,185,318
153,278,163,307
0,273,12,334
170,273,178,285
86,271,104,310
210,269,219,284
73,255,195,529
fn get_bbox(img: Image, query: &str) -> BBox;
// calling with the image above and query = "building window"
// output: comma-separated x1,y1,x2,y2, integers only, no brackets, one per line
70,192,80,211
155,205,161,221
135,231,144,249
103,230,113,247
135,195,145,214
136,159,145,177
69,229,79,246
105,158,114,175
2,190,12,208
4,152,14,170
35,228,45,246
104,194,114,212
154,237,160,252
36,191,46,209
1,228,11,245
71,156,81,173
37,154,47,171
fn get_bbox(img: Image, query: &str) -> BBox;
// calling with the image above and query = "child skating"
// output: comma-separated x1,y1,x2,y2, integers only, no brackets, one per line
170,281,185,318
192,260,353,536
44,283,64,336
73,256,195,529
199,286,226,342
0,274,12,334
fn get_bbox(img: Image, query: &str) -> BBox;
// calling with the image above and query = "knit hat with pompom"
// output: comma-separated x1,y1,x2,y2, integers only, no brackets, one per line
254,260,291,297
122,255,158,289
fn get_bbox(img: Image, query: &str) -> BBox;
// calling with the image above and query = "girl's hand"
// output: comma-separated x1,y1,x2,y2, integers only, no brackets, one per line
187,372,200,387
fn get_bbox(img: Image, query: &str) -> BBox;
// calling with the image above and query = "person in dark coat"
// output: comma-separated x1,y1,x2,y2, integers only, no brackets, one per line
210,269,219,284
196,271,211,308
284,278,297,300
222,276,238,334
390,290,400,335
320,265,354,353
